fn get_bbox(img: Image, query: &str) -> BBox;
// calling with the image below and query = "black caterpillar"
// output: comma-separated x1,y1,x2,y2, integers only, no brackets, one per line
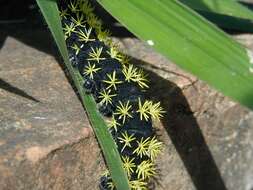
58,0,164,189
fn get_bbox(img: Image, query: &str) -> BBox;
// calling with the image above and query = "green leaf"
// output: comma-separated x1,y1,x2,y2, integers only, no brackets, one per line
180,0,253,20
35,0,130,189
97,0,253,109
196,10,253,33
179,0,253,32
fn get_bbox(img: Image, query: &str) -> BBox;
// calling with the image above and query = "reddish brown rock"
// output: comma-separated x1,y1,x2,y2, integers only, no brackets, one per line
1,20,253,190
114,37,253,190
0,33,104,190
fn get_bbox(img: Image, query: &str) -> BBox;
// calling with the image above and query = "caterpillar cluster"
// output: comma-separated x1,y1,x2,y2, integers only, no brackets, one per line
58,0,164,189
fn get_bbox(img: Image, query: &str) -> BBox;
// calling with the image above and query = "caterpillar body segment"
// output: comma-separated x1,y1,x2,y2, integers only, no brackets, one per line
59,0,164,189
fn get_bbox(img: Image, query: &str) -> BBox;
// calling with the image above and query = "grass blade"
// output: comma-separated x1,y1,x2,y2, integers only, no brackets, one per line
179,0,253,20
196,10,253,32
179,0,253,32
35,0,130,189
97,0,253,109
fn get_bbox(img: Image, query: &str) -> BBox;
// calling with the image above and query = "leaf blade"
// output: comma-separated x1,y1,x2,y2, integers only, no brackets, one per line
97,0,253,109
179,0,253,20
196,10,253,33
36,0,130,189
179,0,253,32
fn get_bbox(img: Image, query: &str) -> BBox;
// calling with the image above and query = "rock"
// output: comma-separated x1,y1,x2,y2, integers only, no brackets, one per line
1,14,253,190
114,36,253,190
0,32,104,190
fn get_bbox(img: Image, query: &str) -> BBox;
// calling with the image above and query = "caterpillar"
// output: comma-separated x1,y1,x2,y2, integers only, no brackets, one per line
58,0,164,189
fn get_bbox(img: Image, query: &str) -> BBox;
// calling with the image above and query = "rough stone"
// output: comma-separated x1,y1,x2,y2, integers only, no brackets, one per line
1,14,253,190
114,36,253,190
0,33,104,190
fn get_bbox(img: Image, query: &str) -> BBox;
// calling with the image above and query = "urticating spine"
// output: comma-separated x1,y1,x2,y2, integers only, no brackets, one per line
59,0,164,189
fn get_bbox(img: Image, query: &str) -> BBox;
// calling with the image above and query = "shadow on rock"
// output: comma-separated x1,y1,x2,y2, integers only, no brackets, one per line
132,58,227,190
0,78,40,103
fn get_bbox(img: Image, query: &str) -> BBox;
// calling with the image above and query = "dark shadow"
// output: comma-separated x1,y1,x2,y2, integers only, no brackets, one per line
131,58,227,190
0,0,60,55
2,0,253,58
240,1,253,10
178,0,212,11
1,0,253,55
91,0,135,38
0,31,7,49
0,0,134,54
0,25,57,56
0,78,40,103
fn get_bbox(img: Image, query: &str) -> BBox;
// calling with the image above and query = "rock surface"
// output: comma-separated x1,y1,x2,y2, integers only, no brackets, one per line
116,36,253,190
1,11,253,190
0,29,104,190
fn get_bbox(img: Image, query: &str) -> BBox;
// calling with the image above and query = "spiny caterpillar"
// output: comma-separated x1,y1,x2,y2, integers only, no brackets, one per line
58,0,164,189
